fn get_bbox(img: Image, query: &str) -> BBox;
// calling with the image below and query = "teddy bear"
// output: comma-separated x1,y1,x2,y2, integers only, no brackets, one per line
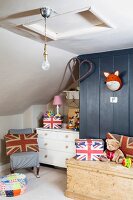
100,139,125,164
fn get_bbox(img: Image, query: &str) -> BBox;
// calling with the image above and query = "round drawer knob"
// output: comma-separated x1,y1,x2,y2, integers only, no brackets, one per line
65,145,69,149
65,135,68,138
44,143,48,146
44,155,48,158
45,133,48,136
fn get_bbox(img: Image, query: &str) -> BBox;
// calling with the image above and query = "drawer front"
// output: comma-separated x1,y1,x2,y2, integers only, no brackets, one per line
39,149,54,165
38,138,76,153
57,131,79,142
37,128,79,141
39,149,76,168
37,129,57,140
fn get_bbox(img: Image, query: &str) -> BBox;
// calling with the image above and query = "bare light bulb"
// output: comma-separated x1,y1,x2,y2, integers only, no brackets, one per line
42,55,50,70
42,44,50,71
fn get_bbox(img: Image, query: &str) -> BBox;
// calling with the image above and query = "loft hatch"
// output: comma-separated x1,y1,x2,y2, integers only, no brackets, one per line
22,7,112,41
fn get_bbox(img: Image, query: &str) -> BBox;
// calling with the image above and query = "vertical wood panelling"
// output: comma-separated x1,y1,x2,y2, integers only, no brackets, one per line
113,54,129,135
129,54,133,136
80,73,87,139
80,58,100,138
79,48,133,139
99,56,114,138
86,57,100,138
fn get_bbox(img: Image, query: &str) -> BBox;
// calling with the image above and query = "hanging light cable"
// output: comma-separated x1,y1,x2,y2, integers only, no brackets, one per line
40,7,52,70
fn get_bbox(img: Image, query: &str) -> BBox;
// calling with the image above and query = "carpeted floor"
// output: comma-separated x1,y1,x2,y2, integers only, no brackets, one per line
1,166,72,200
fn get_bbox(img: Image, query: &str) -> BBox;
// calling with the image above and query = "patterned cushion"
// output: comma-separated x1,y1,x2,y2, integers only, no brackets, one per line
106,132,133,158
5,133,39,155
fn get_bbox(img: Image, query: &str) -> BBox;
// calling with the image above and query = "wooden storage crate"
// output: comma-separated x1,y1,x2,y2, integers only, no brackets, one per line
65,158,133,200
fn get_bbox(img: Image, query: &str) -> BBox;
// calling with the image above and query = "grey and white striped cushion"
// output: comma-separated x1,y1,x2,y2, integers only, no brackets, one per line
8,128,32,134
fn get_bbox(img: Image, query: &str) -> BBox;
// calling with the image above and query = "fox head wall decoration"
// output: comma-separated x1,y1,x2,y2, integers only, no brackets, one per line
104,71,122,91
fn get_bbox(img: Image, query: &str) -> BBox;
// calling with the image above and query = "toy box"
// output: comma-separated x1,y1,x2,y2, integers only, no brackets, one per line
43,116,62,129
65,158,133,200
75,139,104,161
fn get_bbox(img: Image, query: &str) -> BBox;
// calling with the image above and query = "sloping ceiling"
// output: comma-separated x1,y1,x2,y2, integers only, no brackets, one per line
0,29,76,115
1,0,133,115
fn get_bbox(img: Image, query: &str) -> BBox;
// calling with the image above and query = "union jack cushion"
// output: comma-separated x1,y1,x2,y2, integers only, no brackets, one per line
106,132,133,158
5,133,39,155
75,139,104,161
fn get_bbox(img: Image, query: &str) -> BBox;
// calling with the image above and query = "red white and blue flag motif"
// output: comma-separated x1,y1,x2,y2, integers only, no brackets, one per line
5,133,39,155
43,117,62,129
76,139,104,161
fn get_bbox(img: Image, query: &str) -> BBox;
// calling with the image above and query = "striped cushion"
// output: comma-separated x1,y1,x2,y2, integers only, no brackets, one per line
8,128,32,134
5,133,39,155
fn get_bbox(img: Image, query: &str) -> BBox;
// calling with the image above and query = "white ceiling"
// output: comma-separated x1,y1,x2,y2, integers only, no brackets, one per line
0,0,133,115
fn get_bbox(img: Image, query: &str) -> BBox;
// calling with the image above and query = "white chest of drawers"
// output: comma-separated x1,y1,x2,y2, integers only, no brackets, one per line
36,128,79,168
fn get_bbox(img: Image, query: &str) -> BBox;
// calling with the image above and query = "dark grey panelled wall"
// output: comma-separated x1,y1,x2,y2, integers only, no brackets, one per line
79,48,133,139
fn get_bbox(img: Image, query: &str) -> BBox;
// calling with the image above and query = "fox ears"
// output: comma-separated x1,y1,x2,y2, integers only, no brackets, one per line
104,71,119,77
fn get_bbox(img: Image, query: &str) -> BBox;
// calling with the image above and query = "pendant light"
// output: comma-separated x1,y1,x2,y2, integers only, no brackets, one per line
40,7,52,70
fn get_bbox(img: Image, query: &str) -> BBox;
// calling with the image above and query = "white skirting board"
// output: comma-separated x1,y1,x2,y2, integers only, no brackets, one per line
0,163,10,172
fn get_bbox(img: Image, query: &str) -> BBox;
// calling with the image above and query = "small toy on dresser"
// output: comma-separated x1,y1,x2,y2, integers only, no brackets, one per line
99,139,125,164
43,110,54,118
67,110,79,131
